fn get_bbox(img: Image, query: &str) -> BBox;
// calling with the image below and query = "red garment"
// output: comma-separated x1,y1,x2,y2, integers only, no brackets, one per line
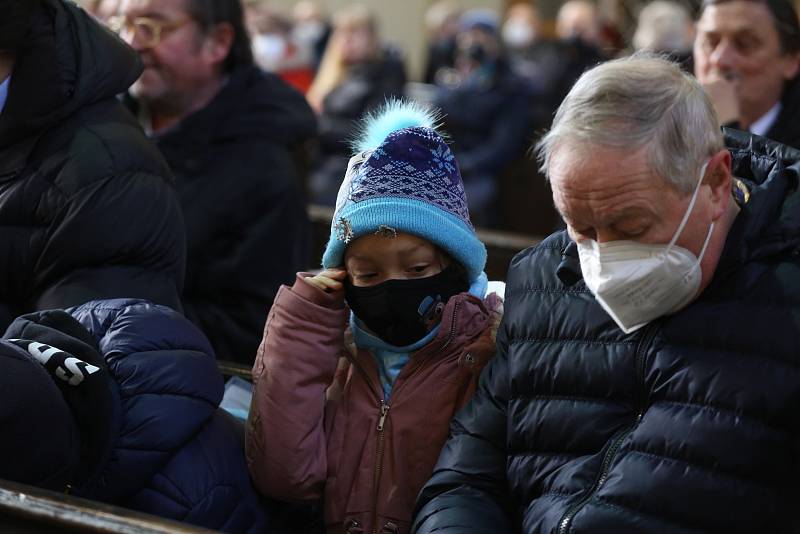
246,273,502,534
279,68,314,94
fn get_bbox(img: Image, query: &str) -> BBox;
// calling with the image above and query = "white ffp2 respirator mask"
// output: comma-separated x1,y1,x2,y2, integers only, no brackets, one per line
577,162,714,334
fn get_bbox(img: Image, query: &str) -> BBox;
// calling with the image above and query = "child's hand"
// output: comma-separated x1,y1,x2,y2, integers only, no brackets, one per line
304,269,347,294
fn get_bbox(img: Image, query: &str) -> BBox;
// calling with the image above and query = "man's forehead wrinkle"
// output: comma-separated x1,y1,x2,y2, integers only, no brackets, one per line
558,171,654,198
549,142,669,225
571,196,658,226
554,170,661,225
552,141,649,177
555,163,657,206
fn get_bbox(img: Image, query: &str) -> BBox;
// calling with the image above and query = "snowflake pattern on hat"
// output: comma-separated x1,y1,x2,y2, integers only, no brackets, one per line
345,127,473,230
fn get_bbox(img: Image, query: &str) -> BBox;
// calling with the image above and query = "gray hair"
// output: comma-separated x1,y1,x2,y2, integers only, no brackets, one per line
633,1,693,54
535,54,723,193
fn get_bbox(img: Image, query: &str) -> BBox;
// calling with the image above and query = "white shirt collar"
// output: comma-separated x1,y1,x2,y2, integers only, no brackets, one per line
0,75,10,115
749,102,782,137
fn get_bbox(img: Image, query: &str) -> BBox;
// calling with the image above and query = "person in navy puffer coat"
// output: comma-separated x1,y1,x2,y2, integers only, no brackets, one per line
0,299,281,533
414,56,800,533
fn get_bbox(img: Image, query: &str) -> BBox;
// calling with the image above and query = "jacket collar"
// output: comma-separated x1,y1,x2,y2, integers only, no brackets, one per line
352,289,495,403
411,291,493,361
351,273,489,353
715,130,800,276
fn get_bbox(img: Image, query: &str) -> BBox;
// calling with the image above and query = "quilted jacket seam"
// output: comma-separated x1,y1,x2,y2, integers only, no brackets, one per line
624,449,779,491
118,392,218,406
135,485,191,513
653,400,786,433
509,395,630,406
591,496,711,534
150,471,193,508
509,451,582,459
538,491,576,500
509,338,636,347
657,341,800,369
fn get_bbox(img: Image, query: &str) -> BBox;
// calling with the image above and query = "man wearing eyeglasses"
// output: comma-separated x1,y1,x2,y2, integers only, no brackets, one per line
0,0,185,331
115,0,317,364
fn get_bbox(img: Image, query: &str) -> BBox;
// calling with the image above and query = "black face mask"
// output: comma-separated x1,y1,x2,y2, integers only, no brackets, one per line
345,266,469,347
463,43,487,63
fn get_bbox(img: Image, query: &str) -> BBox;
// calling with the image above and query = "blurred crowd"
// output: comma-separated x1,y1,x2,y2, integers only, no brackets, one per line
78,0,704,231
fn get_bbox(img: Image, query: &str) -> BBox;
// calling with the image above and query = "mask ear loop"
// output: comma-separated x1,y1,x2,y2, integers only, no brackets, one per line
696,221,715,262
667,160,710,250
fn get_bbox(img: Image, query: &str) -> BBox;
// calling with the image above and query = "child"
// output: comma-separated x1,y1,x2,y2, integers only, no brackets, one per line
246,101,503,534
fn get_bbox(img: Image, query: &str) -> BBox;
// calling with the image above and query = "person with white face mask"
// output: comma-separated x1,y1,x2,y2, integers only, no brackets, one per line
501,3,539,51
414,55,800,533
577,160,714,333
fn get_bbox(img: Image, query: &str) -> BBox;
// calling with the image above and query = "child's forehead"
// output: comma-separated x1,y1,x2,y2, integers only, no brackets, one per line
344,232,439,261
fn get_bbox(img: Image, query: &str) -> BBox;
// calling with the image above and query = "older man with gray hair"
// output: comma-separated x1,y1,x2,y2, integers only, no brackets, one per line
413,55,800,533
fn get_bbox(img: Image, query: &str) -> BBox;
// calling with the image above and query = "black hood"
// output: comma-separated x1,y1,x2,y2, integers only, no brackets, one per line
0,0,142,146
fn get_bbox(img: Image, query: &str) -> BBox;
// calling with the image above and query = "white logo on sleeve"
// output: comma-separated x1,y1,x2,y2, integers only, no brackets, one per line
9,340,101,386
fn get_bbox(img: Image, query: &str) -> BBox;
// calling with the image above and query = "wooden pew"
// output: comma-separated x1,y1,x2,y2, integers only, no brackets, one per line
0,479,215,533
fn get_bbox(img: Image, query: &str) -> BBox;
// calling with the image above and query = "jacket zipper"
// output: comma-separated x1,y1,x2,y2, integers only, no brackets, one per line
439,300,461,352
381,302,461,402
371,401,391,534
342,352,386,534
343,351,394,534
349,298,463,534
344,299,465,533
557,323,659,534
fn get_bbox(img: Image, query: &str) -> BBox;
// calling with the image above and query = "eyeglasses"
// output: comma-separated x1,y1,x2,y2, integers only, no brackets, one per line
108,15,193,49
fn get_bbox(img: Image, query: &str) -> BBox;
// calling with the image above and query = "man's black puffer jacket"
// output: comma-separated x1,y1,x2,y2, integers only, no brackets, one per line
414,130,800,534
0,0,185,331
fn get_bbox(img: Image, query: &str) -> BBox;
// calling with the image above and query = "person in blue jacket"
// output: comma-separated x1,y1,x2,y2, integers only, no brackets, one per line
0,299,287,533
434,9,537,229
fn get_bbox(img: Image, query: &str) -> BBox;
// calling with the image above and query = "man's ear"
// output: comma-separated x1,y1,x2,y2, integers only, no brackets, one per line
781,51,800,80
203,22,235,68
706,149,733,221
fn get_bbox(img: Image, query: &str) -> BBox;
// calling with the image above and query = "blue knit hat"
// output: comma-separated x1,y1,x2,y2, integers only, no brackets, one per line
322,100,487,282
460,8,500,34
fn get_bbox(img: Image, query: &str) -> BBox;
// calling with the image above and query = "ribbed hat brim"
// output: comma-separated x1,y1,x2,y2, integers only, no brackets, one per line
322,197,487,282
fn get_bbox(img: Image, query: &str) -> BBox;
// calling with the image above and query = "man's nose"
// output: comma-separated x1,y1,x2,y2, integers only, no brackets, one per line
708,39,737,73
594,228,629,244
